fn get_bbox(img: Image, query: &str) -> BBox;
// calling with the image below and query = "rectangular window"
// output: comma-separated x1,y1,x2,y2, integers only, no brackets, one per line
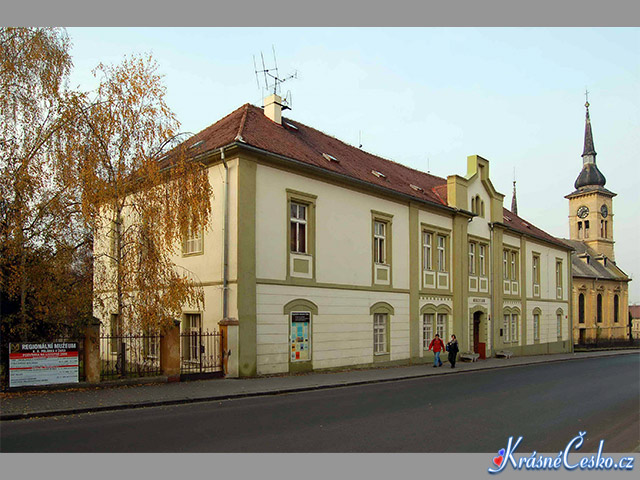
183,313,201,362
578,221,583,239
584,220,590,238
373,313,388,354
183,227,203,255
533,313,540,341
503,251,509,280
532,254,540,296
290,202,307,254
374,221,386,264
469,242,476,275
604,221,608,238
436,313,446,339
511,252,517,280
423,313,434,349
143,329,159,358
556,260,563,298
557,313,562,339
511,314,518,344
437,235,446,272
503,314,510,343
422,232,432,270
479,245,486,276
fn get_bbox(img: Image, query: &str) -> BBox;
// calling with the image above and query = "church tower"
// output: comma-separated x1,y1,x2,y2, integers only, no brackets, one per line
565,97,617,260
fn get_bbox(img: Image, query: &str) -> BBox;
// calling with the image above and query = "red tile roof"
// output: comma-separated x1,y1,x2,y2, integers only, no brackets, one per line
183,103,569,250
502,208,571,249
628,305,640,319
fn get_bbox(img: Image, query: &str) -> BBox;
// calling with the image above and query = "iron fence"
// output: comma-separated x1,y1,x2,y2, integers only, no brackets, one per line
180,330,223,376
100,330,162,380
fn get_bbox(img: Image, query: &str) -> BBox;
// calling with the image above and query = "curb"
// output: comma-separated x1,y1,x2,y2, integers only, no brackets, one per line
1,350,637,422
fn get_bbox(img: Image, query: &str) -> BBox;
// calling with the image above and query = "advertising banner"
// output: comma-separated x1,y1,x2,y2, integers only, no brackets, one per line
9,342,79,388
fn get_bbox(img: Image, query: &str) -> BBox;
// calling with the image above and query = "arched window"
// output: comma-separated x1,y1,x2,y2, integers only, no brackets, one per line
532,308,542,342
480,200,485,218
578,294,585,324
597,294,603,323
614,294,619,323
471,197,476,214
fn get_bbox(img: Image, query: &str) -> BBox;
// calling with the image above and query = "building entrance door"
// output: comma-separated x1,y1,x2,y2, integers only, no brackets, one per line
473,311,486,359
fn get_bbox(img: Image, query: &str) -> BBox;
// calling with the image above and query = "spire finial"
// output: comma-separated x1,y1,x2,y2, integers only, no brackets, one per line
585,88,590,109
511,170,518,215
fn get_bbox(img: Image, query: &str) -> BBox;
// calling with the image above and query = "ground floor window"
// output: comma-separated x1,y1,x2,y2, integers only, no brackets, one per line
423,313,434,349
374,313,388,354
183,313,201,363
436,313,447,339
533,313,540,341
557,311,563,340
503,312,519,344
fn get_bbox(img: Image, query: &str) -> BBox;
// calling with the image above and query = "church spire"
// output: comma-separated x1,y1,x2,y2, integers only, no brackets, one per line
511,179,518,215
574,93,606,190
582,91,596,162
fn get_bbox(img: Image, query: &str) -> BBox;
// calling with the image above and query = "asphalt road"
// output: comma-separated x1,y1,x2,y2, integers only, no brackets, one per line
1,355,638,453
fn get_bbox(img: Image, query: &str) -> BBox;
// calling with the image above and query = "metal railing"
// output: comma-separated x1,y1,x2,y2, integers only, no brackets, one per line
100,330,162,380
180,330,223,375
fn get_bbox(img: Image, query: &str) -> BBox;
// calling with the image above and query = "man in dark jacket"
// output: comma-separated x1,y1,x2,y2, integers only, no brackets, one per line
446,334,459,368
428,333,445,367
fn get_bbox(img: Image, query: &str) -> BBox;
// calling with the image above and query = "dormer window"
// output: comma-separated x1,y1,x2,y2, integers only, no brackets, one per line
504,216,512,222
285,122,299,130
371,170,386,179
322,153,339,163
410,184,423,192
189,140,204,149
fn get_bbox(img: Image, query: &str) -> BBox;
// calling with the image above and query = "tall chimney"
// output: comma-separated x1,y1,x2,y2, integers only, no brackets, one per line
264,93,282,125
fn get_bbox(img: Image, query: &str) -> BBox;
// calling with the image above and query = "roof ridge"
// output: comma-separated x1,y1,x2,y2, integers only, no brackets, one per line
235,104,250,141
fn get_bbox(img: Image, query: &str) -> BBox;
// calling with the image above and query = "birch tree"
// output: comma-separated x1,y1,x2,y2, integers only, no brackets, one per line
70,54,212,336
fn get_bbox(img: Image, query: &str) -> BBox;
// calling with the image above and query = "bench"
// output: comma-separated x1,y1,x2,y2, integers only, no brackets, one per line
495,350,513,359
459,352,480,362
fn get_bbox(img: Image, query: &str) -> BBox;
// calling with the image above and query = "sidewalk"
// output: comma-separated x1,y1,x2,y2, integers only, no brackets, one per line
1,349,637,421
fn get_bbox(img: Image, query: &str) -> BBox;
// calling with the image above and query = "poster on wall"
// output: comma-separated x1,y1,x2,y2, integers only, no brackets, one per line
290,312,310,362
9,342,79,388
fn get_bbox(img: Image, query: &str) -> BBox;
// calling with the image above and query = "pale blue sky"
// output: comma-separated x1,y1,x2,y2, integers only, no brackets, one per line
66,27,640,302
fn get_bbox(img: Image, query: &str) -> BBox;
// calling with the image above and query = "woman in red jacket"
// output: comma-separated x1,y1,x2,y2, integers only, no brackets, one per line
428,333,445,367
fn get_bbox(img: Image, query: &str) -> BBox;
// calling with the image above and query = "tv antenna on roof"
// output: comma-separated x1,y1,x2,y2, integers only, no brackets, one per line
253,46,297,106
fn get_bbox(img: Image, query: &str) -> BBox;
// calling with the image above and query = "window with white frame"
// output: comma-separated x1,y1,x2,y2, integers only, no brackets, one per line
423,313,434,348
373,313,388,354
422,232,432,271
183,227,203,255
503,251,509,280
290,202,308,254
374,221,386,264
510,314,518,344
436,313,447,339
503,314,510,343
469,242,476,275
557,312,563,339
556,260,563,298
532,254,540,295
479,245,486,276
183,313,201,362
510,252,517,280
437,235,446,272
533,313,540,341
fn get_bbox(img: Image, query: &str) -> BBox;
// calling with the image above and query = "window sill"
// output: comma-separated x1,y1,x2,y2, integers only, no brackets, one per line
182,251,204,258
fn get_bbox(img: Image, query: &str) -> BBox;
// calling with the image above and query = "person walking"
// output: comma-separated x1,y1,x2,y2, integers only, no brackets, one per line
428,333,445,367
446,334,459,368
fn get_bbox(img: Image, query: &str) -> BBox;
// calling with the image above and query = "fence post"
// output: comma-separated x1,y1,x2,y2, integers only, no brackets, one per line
84,319,101,384
218,317,239,378
161,319,181,382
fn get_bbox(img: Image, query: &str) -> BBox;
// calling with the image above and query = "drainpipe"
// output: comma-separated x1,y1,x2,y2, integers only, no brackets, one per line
489,222,495,355
220,147,229,320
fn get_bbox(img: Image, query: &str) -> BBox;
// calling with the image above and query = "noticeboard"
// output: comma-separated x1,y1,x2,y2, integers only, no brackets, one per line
9,342,79,388
290,312,311,362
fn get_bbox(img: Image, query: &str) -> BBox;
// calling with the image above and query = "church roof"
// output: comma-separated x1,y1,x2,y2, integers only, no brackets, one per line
561,239,630,282
574,102,607,190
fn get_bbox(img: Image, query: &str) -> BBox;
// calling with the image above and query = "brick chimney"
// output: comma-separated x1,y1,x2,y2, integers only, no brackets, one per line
264,93,283,125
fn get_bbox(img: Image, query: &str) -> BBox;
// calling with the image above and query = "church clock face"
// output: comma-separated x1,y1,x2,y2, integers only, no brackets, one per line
600,204,608,218
577,206,589,219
